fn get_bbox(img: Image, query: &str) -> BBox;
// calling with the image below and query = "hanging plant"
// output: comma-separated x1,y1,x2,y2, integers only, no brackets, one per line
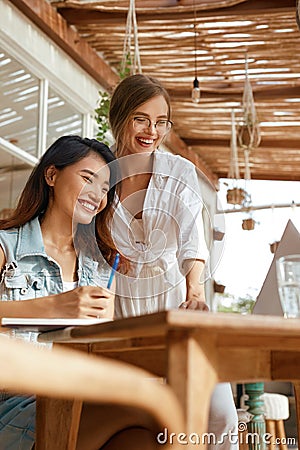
213,280,226,294
120,0,142,76
237,119,261,153
119,52,132,80
269,241,280,254
237,53,261,152
242,217,256,231
94,57,132,144
95,91,111,146
226,187,247,206
238,122,254,149
226,109,250,207
95,0,141,144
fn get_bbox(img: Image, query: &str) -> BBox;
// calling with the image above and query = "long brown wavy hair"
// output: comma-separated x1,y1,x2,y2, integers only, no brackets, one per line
0,135,120,265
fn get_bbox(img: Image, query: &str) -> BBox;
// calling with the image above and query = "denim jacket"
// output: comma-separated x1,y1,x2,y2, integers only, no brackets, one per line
0,217,111,300
0,217,111,341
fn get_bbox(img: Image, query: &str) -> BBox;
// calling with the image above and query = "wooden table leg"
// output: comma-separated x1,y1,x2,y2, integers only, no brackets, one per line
36,398,82,450
167,331,218,448
35,342,90,449
293,382,300,449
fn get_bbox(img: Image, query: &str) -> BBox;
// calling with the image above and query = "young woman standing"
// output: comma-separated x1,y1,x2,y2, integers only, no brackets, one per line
109,74,239,450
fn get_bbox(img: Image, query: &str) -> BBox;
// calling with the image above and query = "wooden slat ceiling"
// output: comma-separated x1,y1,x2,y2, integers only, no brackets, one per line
30,1,300,183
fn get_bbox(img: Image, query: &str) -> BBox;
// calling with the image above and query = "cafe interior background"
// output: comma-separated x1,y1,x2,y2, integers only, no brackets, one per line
1,0,300,308
1,0,300,441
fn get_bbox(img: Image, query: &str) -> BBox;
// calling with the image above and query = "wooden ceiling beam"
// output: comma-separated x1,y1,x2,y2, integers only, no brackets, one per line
10,0,219,183
9,0,120,92
53,0,245,10
13,0,300,183
215,170,300,182
169,85,300,100
55,0,295,23
184,137,300,150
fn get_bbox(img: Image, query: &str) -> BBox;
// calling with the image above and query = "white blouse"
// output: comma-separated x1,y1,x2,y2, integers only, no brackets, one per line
62,280,78,292
112,149,209,318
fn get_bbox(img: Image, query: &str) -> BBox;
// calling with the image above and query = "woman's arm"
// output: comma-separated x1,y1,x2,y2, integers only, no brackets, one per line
180,259,209,311
0,246,115,320
0,245,46,318
173,161,209,311
0,287,115,320
174,162,209,275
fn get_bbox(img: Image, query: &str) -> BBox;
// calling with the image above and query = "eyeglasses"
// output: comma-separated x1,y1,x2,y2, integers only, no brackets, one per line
132,116,173,134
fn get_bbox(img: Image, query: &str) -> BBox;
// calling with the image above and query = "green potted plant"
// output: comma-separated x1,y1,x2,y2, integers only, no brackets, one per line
95,91,111,146
269,240,280,254
226,187,247,205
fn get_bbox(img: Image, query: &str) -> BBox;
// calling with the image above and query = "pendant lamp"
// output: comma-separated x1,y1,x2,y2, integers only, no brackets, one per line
191,0,200,103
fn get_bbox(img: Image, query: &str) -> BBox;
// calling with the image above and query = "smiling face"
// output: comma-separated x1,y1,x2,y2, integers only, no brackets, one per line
122,95,170,155
45,151,110,226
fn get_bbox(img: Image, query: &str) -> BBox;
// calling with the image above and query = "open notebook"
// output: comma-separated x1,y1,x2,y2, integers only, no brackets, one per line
1,317,111,332
253,219,300,316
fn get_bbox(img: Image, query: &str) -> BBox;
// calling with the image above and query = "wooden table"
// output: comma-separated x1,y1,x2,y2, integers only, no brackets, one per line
37,310,300,449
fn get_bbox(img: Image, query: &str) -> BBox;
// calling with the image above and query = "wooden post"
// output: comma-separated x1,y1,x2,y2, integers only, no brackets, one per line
245,382,266,450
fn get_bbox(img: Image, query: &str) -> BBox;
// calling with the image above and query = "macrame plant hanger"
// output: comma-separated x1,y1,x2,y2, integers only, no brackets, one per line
226,109,247,206
228,109,240,182
238,52,261,188
237,52,261,217
121,0,142,76
95,0,141,147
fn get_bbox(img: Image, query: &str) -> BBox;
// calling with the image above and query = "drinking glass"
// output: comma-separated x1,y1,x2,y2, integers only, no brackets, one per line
276,254,300,318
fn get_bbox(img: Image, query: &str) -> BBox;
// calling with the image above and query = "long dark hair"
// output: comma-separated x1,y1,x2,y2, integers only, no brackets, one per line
0,135,120,264
109,74,171,157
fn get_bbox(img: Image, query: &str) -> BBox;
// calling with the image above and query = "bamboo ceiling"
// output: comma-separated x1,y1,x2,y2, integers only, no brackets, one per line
47,0,300,185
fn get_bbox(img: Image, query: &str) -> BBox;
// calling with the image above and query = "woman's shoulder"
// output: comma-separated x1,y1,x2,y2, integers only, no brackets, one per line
0,243,5,268
0,227,20,267
0,226,19,240
155,149,196,174
0,228,18,269
0,219,37,254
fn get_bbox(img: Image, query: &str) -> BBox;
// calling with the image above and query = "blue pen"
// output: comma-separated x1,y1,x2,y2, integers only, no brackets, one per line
107,253,120,289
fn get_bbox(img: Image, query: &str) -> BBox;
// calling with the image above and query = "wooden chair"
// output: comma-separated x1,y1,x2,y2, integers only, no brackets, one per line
0,336,184,450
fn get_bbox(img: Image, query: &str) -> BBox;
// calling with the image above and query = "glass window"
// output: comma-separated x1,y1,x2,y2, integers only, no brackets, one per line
0,46,85,155
0,47,39,155
47,86,83,147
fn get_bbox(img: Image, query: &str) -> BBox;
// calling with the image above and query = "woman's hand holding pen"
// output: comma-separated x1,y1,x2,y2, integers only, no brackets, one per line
46,254,119,319
46,286,114,319
33,254,119,320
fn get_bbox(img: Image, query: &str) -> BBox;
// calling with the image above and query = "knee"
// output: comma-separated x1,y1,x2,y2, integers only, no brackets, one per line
209,406,239,433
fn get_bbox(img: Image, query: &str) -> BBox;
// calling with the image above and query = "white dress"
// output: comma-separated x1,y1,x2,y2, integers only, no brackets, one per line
112,149,209,319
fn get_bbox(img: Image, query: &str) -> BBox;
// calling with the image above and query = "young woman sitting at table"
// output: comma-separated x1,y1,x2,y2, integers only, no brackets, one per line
0,135,161,450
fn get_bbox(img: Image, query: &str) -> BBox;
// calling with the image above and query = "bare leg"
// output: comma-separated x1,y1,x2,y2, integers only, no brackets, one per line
76,404,158,450
101,427,157,450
